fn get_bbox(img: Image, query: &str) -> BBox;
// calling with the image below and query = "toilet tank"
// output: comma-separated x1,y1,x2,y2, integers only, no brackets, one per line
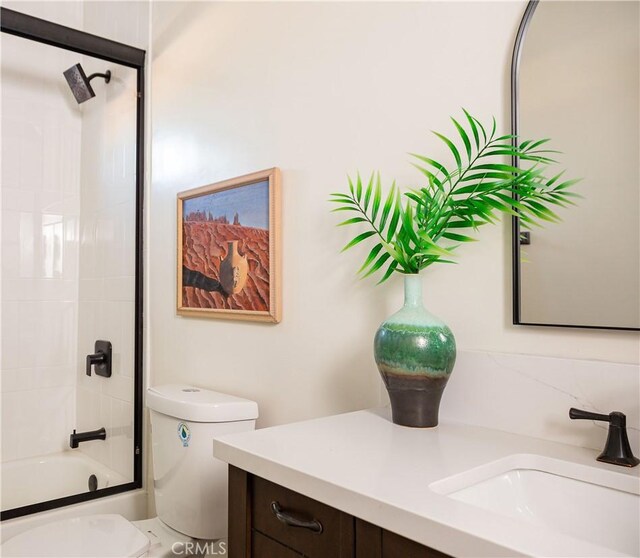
146,384,258,540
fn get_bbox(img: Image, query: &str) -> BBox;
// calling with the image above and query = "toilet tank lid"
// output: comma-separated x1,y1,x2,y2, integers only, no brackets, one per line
146,384,259,422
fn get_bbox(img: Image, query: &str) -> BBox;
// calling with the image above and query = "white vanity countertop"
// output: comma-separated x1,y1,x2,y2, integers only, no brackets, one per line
212,408,640,558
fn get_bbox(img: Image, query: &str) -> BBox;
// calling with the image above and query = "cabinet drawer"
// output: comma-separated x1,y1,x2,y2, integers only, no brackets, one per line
251,476,353,558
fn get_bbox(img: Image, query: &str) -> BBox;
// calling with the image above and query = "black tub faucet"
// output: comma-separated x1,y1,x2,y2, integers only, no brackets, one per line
70,427,107,449
569,408,639,467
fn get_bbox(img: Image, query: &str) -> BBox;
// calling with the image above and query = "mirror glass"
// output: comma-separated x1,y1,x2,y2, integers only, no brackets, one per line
514,0,639,330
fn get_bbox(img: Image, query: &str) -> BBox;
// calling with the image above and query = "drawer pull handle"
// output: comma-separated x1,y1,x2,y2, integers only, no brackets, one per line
270,501,323,534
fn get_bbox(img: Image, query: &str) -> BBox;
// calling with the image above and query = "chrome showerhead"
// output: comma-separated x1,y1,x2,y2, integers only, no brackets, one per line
63,63,111,104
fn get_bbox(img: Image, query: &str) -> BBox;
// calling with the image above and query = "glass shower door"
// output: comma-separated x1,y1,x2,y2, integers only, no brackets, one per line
1,20,142,518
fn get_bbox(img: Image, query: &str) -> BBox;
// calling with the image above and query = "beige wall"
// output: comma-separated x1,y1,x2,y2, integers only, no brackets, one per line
149,1,640,430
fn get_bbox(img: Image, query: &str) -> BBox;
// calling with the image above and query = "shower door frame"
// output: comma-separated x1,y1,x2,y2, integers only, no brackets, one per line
0,8,145,521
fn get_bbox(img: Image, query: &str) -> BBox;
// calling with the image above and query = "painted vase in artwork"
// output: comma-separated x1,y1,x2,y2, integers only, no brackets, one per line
374,274,456,428
220,240,248,295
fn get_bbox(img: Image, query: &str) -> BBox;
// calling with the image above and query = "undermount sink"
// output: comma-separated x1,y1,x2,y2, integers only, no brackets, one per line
430,454,640,557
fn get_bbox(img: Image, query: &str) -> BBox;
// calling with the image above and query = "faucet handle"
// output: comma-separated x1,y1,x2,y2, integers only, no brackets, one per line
569,407,611,422
569,407,639,468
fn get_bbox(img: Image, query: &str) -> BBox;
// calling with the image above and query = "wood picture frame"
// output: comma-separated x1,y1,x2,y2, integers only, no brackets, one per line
177,168,281,323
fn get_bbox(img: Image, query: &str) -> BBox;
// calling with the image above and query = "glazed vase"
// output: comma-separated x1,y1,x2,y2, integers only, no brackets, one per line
219,240,248,295
374,274,456,427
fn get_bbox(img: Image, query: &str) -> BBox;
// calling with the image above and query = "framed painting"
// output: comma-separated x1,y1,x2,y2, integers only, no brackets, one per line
177,168,281,323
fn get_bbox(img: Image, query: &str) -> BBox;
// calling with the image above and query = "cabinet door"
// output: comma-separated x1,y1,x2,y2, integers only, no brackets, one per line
356,519,452,558
252,531,303,558
382,529,451,558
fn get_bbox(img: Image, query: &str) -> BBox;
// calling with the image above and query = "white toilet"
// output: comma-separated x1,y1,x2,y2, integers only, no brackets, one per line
1,384,258,557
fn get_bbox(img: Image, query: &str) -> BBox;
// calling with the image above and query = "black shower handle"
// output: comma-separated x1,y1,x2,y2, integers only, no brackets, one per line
86,352,106,376
86,340,112,378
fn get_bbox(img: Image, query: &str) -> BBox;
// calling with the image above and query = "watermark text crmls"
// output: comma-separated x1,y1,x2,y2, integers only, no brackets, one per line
171,541,227,555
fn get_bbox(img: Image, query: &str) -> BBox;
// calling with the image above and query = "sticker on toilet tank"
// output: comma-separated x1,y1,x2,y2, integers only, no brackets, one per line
177,422,191,447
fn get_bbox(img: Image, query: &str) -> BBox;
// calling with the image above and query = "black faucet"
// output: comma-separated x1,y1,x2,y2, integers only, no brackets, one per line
569,408,639,467
70,428,107,449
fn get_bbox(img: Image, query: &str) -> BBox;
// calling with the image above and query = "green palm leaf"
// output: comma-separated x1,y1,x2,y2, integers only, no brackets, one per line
330,110,578,282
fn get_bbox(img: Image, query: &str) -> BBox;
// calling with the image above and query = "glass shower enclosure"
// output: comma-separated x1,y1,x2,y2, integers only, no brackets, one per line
0,8,144,520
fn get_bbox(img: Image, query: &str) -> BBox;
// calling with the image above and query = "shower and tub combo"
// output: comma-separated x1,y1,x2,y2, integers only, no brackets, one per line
0,4,146,546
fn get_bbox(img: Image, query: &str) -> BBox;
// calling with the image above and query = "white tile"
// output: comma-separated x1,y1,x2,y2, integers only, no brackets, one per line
2,386,75,460
76,386,100,432
17,302,39,369
99,210,124,279
19,121,45,191
18,212,36,278
33,386,75,455
1,187,35,213
104,276,135,302
94,394,113,468
97,300,122,352
120,302,135,378
79,279,105,301
111,398,134,479
1,245,20,280
1,391,26,461
38,279,77,301
100,372,133,404
121,201,136,278
63,216,80,281
36,365,75,389
79,215,98,279
0,301,20,369
1,119,23,187
42,301,76,366
77,300,103,387
1,210,20,246
0,368,38,393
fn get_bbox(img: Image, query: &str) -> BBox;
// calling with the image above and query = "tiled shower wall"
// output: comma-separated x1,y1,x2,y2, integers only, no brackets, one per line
0,4,83,462
73,1,149,480
74,57,138,479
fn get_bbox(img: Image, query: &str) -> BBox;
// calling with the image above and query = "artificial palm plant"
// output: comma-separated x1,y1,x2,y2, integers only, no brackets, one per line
330,109,578,282
330,110,578,429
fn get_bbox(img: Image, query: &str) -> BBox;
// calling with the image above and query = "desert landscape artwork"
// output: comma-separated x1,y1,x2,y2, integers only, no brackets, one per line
177,168,281,322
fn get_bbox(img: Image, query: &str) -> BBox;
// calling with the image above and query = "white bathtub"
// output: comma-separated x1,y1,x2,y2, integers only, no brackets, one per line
1,452,147,543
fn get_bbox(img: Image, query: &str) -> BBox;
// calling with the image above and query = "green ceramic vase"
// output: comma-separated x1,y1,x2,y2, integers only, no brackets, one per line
374,274,456,427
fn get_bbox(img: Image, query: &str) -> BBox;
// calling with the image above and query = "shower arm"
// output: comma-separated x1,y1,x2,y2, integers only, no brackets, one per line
87,70,111,84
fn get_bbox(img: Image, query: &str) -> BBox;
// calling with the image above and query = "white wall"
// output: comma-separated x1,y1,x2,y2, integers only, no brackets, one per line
150,0,639,436
1,2,83,462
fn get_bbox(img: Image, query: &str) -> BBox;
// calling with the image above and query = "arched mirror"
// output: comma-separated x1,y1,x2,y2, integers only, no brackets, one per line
512,0,639,331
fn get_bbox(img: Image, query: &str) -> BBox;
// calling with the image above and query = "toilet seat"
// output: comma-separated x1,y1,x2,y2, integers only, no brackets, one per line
1,514,150,557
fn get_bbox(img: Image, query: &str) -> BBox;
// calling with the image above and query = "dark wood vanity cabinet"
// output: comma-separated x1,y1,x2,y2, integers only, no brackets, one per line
229,466,452,558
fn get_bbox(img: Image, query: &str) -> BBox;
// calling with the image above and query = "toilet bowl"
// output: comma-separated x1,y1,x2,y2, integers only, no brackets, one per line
133,517,219,558
1,385,258,557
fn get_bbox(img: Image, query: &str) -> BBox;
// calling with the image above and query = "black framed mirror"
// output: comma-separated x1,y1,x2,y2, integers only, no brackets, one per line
512,0,639,331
